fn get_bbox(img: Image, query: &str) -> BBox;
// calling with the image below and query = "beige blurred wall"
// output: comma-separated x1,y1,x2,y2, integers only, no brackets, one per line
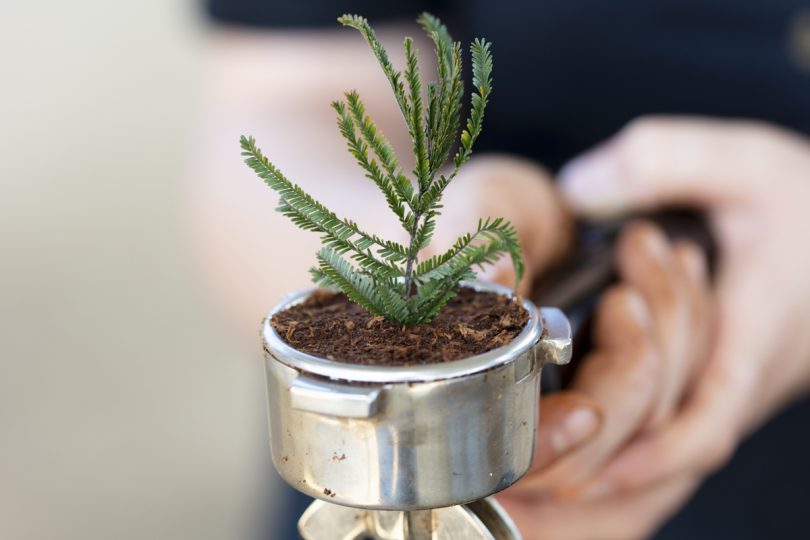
0,1,274,538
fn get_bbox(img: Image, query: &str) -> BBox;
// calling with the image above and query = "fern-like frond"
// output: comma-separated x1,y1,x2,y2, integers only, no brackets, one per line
419,12,464,178
413,209,438,252
377,238,410,263
434,42,464,176
315,247,387,316
343,93,400,179
343,91,418,215
415,39,489,219
416,217,507,274
417,12,454,67
454,38,492,169
309,267,334,289
375,281,412,325
242,135,405,277
412,218,520,325
245,15,527,326
418,174,449,213
403,37,430,191
411,266,475,324
315,249,412,324
332,97,412,229
416,217,524,288
426,80,439,157
337,15,410,122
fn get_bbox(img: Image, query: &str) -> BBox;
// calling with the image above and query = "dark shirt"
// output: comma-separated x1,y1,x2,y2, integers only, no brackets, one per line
209,0,810,171
208,2,810,538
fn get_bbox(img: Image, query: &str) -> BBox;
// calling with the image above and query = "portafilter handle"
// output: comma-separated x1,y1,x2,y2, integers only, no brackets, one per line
532,209,715,392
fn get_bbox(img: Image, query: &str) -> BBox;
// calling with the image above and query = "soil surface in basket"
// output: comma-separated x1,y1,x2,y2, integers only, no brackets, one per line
270,287,529,366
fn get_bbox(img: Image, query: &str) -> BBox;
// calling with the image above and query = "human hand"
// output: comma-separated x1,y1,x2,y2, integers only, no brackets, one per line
498,221,712,539
433,153,713,539
552,117,810,512
424,157,623,490
422,154,573,295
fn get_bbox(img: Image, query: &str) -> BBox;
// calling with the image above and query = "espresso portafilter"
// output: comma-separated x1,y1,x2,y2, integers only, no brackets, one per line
261,210,712,539
262,282,572,539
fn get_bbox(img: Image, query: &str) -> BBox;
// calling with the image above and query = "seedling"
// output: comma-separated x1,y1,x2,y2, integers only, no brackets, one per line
241,13,523,325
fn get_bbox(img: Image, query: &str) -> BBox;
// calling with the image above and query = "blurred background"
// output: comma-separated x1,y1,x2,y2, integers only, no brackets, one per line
0,1,275,538
3,1,810,539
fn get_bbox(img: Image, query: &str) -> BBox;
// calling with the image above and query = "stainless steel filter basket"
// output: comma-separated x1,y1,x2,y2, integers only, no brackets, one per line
261,281,571,511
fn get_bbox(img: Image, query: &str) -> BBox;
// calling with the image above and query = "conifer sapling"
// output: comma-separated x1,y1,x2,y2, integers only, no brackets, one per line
241,13,524,326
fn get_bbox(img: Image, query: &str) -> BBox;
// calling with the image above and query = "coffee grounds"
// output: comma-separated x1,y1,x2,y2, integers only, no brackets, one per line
270,287,529,366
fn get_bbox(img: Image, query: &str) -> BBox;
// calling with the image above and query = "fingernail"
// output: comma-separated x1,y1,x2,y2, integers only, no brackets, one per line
550,407,600,454
559,148,622,215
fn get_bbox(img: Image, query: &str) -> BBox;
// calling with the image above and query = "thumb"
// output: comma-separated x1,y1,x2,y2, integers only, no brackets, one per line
559,116,797,217
433,155,573,291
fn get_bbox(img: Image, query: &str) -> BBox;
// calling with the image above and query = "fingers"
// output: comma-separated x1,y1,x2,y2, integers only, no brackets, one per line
616,222,711,425
592,282,652,350
528,393,602,474
499,476,699,540
565,222,715,498
559,116,809,217
516,223,712,498
671,240,713,390
582,294,756,497
583,355,751,497
511,285,660,497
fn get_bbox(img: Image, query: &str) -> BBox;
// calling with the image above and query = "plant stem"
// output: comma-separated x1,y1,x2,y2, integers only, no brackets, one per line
403,209,422,299
404,113,434,300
